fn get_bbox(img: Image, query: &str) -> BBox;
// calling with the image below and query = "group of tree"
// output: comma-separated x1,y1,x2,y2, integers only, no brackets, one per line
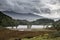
51,20,60,31
0,11,29,28
31,18,54,25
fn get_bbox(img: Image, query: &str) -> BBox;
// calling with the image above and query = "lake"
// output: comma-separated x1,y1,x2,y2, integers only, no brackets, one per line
6,25,52,29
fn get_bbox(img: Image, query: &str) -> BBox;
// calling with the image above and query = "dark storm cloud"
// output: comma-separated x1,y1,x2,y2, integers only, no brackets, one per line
0,0,60,20
0,0,42,13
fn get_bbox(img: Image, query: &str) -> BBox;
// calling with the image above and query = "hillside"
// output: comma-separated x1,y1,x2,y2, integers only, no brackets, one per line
0,11,13,27
0,11,54,27
0,11,29,27
32,18,54,25
52,20,60,30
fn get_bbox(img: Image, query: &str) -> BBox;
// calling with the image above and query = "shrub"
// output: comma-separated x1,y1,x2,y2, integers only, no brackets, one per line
50,31,60,38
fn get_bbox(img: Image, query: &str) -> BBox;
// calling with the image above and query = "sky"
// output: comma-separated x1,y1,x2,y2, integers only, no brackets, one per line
0,0,60,21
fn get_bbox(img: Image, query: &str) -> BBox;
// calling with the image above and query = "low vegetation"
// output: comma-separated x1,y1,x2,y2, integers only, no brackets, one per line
22,35,60,40
0,28,56,40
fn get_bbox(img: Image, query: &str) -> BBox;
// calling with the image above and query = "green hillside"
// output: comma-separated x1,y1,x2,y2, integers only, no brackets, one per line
0,11,55,27
0,11,29,28
32,18,54,25
0,11,13,27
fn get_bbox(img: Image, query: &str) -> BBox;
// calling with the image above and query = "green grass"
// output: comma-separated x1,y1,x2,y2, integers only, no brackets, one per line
22,37,60,40
0,28,59,40
22,35,60,40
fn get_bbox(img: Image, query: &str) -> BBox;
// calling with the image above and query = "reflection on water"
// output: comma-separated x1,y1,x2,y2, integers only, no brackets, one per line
6,25,52,31
17,25,47,29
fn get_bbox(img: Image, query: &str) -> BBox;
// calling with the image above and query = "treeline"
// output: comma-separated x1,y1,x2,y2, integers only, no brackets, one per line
31,18,54,25
51,20,60,30
0,11,13,27
0,11,29,27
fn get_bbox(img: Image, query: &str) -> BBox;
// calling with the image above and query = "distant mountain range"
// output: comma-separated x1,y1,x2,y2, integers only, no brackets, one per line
3,11,43,21
0,11,55,27
32,18,54,25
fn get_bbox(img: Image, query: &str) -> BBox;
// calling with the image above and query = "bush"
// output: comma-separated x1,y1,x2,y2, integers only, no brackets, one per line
50,31,60,38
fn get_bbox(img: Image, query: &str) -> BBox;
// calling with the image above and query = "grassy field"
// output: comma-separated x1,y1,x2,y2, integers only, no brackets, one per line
22,36,60,40
0,28,59,40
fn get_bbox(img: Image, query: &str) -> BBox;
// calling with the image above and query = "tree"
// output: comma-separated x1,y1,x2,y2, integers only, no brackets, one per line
27,22,32,29
52,20,60,31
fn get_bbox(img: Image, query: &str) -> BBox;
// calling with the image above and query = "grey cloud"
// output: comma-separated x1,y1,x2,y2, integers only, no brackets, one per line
0,0,44,13
49,0,57,5
0,0,60,20
40,8,51,14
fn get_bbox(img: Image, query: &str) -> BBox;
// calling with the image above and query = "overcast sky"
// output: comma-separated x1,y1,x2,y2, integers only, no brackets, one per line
0,0,60,21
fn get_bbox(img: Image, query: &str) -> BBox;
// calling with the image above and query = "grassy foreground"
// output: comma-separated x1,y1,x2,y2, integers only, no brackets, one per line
0,28,60,40
22,35,60,40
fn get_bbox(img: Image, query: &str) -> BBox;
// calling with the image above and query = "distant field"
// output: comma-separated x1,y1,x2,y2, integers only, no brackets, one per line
0,28,57,40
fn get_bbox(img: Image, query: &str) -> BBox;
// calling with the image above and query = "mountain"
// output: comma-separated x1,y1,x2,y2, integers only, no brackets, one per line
3,11,43,21
31,18,54,25
0,11,54,27
0,11,13,27
0,11,29,27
